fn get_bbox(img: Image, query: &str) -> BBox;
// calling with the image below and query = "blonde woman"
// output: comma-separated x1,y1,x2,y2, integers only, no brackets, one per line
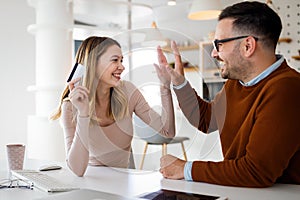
51,36,175,176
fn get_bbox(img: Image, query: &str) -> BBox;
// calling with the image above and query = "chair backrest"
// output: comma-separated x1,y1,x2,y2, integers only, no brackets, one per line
133,115,172,144
128,148,135,169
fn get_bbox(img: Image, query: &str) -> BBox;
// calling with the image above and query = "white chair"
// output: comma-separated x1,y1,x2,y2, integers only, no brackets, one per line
133,116,189,170
128,148,135,169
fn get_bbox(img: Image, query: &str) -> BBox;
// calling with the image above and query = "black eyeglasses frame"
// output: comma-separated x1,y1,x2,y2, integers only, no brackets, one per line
0,179,33,190
213,35,258,52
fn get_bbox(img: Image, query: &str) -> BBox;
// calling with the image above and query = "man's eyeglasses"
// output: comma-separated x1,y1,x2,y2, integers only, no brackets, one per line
0,179,33,190
213,35,258,52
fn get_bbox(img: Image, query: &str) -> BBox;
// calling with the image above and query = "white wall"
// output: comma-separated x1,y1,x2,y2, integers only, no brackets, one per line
0,0,35,159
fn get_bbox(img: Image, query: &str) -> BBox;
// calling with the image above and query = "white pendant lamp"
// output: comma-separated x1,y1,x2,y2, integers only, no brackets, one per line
188,0,222,20
168,0,176,6
141,21,167,47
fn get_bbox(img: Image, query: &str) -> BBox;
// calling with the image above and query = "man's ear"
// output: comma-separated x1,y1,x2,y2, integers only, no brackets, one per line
243,36,256,57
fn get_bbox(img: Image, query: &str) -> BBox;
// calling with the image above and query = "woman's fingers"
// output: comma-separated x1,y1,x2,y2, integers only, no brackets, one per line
68,77,82,91
70,90,88,100
154,63,171,85
155,41,186,86
157,45,168,66
70,87,89,99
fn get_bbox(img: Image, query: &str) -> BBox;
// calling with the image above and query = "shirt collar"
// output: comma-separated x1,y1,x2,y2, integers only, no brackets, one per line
240,55,284,87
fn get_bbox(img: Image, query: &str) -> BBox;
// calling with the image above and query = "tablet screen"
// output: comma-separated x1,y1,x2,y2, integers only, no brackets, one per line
140,189,223,200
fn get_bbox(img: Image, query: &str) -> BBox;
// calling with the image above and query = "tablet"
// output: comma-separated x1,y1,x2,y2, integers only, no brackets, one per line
139,189,228,200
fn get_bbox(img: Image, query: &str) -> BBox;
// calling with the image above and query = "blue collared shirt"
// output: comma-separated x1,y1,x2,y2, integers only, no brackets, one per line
182,55,284,181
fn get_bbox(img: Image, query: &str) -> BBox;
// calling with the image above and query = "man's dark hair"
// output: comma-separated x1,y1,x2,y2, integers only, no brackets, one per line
219,1,282,50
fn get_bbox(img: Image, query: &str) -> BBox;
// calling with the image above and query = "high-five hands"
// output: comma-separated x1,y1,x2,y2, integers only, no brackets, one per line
160,154,186,180
154,49,171,86
155,41,186,86
68,77,90,117
155,41,187,179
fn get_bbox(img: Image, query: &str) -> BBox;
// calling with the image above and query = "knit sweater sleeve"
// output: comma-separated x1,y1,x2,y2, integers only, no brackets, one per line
60,100,90,176
173,81,214,133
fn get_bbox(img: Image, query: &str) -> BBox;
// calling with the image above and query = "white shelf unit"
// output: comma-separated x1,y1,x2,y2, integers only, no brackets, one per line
199,42,226,101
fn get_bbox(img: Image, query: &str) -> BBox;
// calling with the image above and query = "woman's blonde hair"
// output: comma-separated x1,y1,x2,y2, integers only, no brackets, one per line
50,36,128,123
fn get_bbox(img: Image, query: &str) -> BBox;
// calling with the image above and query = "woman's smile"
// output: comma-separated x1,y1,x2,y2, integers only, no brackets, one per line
112,72,121,80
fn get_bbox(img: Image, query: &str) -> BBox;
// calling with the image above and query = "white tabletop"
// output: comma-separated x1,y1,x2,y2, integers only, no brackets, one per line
1,159,300,200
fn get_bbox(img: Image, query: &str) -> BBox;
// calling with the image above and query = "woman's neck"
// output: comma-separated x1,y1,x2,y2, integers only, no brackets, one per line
96,83,111,101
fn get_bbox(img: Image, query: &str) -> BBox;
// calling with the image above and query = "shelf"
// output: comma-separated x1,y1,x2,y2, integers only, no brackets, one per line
203,78,226,83
178,45,199,51
184,66,198,72
278,37,292,43
292,55,300,60
162,45,198,52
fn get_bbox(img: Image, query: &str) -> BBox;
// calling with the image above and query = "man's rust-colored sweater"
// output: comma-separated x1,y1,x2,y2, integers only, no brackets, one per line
174,61,300,187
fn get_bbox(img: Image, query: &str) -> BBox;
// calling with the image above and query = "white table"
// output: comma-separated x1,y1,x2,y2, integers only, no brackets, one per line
0,159,299,200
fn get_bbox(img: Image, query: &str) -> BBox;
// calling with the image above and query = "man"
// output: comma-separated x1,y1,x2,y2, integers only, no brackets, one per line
157,1,300,187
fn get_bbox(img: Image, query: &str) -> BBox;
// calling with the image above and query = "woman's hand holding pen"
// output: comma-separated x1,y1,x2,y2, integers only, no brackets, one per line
156,41,186,86
68,77,90,117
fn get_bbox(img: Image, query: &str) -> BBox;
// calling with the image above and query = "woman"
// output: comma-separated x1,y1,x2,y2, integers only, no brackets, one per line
51,36,175,176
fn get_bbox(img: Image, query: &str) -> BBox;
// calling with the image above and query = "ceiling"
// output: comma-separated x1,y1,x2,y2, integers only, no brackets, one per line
73,0,193,28
72,0,266,45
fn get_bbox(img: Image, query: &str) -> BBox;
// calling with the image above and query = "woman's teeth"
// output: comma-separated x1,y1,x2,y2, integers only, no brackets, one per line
113,73,121,78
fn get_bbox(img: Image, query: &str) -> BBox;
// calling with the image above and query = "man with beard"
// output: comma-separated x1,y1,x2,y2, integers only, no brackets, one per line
157,1,300,187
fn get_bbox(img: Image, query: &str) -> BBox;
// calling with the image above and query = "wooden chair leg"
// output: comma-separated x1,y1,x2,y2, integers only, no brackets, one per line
139,142,148,170
162,143,167,156
181,142,188,161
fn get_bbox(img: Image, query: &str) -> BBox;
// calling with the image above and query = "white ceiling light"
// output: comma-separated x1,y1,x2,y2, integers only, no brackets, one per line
73,0,153,28
188,0,221,20
168,0,176,6
141,21,168,47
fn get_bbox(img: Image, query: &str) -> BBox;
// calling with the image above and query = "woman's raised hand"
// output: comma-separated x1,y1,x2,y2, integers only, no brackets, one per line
68,77,90,117
155,41,185,86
